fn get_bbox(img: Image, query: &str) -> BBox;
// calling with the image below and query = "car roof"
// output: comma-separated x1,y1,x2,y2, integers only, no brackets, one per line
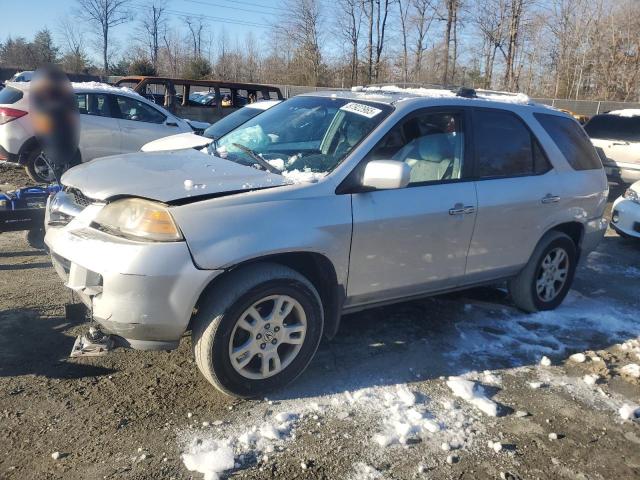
601,109,640,118
300,85,557,114
4,80,144,101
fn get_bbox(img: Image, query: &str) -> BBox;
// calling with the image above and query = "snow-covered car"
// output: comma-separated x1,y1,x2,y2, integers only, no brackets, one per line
45,86,608,397
584,109,640,184
141,100,281,153
9,71,34,82
0,81,193,182
611,180,640,238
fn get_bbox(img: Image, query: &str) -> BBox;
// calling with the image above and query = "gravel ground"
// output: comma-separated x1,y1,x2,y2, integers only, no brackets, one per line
1,165,639,480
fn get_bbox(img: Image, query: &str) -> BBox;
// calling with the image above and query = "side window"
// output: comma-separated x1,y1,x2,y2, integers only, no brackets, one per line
75,93,87,114
366,112,466,185
115,96,165,124
474,109,550,178
87,93,111,117
536,113,603,170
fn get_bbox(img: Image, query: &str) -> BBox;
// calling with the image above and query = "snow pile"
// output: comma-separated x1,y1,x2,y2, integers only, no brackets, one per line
350,462,385,479
446,377,499,417
620,363,640,378
182,445,235,480
569,353,587,363
607,109,640,118
342,385,440,447
619,404,640,420
179,410,302,479
583,374,600,386
72,81,140,97
351,85,530,105
282,168,327,184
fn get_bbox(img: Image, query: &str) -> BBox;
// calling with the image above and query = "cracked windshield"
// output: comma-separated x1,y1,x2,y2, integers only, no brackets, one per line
213,96,392,179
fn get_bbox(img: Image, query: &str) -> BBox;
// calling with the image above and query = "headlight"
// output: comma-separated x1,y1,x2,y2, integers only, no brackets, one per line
623,188,640,204
93,198,183,242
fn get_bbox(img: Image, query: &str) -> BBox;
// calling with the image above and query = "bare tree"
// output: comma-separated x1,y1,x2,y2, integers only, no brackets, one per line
76,0,130,74
412,0,436,81
337,0,362,86
185,16,206,58
441,0,460,85
139,1,166,69
398,0,411,83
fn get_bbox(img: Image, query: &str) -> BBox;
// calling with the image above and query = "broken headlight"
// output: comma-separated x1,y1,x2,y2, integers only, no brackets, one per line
93,198,183,242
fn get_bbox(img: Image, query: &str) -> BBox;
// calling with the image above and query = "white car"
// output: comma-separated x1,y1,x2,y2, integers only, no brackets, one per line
584,109,640,184
141,100,281,153
0,81,193,182
611,181,640,239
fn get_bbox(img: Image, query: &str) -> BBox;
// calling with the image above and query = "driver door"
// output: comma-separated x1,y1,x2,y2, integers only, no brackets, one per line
346,108,477,307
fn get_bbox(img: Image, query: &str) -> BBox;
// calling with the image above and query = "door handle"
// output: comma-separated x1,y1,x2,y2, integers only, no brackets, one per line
166,121,178,127
449,204,476,215
541,194,560,204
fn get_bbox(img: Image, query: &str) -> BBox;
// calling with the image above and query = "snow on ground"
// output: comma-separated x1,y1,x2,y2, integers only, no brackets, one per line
585,251,640,278
178,252,640,479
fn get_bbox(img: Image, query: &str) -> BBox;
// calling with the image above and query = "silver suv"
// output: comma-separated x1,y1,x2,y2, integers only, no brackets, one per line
45,87,608,397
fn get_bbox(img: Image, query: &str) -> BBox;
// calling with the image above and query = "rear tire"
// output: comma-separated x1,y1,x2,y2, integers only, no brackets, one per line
508,231,577,313
192,262,324,398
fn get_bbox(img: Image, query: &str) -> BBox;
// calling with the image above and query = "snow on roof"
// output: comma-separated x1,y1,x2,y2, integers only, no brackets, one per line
351,85,531,105
607,109,640,118
71,81,142,99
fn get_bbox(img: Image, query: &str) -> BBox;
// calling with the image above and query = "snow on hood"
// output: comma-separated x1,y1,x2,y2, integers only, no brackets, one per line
141,132,213,153
61,150,288,203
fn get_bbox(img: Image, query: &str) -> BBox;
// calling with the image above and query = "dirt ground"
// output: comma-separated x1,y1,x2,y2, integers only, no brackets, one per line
1,163,639,480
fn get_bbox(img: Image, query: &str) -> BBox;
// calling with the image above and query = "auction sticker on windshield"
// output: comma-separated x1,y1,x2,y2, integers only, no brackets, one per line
340,102,382,118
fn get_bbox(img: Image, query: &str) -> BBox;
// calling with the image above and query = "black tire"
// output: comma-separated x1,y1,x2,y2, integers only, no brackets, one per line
25,228,47,251
24,148,54,183
192,262,324,398
508,231,577,313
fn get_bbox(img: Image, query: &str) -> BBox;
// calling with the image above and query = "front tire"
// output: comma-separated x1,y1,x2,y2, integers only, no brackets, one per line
508,231,577,313
25,149,54,183
192,263,324,398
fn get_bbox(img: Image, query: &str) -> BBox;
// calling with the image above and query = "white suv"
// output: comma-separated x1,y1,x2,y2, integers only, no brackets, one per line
0,82,192,182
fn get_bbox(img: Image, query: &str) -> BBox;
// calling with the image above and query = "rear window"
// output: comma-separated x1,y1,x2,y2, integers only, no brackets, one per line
535,113,602,170
584,114,640,142
0,86,24,105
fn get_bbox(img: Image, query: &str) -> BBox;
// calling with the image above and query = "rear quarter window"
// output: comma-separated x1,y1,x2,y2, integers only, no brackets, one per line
0,86,24,104
535,113,602,171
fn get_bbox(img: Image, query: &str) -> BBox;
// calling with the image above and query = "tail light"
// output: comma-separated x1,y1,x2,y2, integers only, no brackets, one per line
0,107,27,125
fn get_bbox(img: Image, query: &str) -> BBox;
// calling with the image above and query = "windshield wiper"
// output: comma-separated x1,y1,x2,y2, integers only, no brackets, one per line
231,143,282,175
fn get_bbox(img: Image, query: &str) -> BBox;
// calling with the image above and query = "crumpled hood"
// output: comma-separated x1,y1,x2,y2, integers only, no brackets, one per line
61,150,287,202
141,132,212,152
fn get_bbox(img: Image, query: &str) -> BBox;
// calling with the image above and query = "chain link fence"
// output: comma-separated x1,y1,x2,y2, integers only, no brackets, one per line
531,98,640,116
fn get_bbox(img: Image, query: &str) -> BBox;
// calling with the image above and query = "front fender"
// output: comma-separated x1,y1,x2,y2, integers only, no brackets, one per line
171,193,353,287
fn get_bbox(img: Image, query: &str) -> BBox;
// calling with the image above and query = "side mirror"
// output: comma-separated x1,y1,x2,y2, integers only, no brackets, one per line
362,160,411,190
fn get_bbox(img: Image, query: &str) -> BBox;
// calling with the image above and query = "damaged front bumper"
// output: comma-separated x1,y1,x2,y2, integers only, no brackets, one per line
45,200,221,351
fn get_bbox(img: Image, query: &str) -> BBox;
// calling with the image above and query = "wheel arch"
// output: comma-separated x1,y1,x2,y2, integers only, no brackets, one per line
17,136,41,165
548,221,584,259
190,251,345,339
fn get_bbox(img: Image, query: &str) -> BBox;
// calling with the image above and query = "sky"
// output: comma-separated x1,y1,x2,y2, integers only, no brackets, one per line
0,0,284,60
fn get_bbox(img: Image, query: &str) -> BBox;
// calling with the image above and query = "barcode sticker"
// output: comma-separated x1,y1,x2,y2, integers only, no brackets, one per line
339,102,382,118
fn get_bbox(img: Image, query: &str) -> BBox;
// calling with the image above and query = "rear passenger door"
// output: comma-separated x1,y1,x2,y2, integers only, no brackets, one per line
348,109,477,306
465,108,560,281
76,92,122,161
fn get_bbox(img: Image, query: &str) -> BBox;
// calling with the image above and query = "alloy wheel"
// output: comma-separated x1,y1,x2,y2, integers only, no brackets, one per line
228,295,307,380
535,247,569,302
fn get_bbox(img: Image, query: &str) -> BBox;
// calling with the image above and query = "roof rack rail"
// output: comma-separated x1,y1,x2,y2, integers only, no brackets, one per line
474,88,523,97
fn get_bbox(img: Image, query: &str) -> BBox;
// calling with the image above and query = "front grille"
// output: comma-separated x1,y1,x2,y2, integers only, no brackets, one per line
66,188,95,208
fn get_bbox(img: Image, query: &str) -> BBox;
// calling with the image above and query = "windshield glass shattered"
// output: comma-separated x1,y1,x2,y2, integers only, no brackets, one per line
212,96,392,181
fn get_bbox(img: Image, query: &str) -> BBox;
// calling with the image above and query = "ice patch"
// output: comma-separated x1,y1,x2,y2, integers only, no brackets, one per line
446,377,498,417
350,462,385,479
